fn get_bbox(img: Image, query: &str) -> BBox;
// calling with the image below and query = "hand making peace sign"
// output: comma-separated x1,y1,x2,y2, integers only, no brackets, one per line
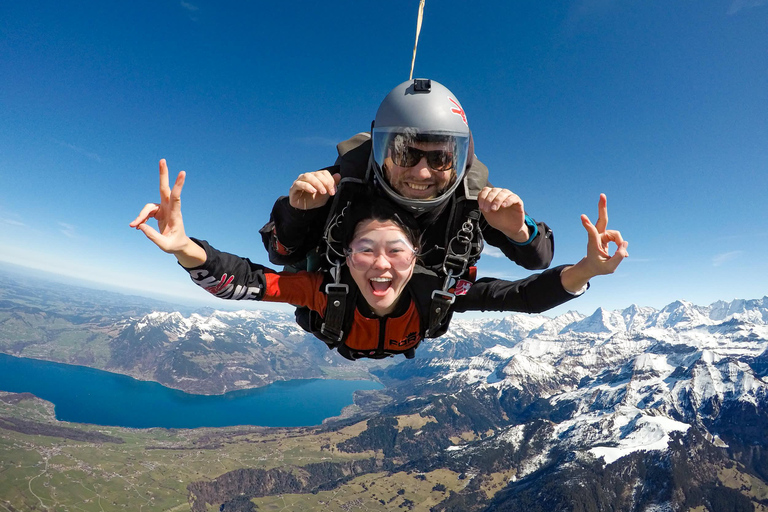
129,159,206,268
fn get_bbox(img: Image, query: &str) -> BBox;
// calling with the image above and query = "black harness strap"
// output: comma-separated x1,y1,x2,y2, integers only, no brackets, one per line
320,283,348,342
442,208,483,277
317,178,368,344
320,260,349,342
425,208,482,337
426,289,456,338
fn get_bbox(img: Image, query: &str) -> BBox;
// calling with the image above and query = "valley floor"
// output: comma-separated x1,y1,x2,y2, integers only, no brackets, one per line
0,392,496,512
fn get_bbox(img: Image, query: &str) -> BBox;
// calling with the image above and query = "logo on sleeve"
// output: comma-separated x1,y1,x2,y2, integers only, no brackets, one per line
454,279,473,296
206,274,235,295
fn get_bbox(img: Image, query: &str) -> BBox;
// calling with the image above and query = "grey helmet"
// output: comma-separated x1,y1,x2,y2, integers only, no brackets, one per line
371,78,472,212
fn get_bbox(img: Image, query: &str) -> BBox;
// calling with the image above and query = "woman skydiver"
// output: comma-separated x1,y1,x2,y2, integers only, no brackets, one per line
130,160,628,360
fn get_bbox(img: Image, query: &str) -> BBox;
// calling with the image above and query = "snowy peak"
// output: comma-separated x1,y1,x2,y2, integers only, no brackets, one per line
566,307,626,334
526,310,585,337
410,295,768,470
709,297,768,324
621,304,657,331
500,353,564,392
519,296,768,339
132,311,189,337
493,314,549,340
631,352,674,379
653,300,712,329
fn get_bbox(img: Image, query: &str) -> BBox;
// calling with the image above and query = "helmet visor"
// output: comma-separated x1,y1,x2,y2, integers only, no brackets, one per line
372,127,470,205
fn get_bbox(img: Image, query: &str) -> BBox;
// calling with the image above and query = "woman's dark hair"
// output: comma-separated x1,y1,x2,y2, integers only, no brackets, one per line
341,194,421,250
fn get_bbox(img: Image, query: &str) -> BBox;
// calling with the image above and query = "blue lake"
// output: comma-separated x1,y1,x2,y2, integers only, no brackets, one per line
0,353,382,429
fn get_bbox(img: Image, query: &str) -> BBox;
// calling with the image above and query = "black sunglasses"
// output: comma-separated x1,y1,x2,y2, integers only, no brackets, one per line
391,146,455,171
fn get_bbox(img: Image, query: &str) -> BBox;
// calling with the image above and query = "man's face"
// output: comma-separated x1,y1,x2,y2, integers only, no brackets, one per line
384,140,457,200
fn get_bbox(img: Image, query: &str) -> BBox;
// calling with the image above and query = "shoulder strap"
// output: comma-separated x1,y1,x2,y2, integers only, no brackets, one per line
461,157,489,200
295,268,357,349
409,268,454,339
336,132,372,181
320,288,348,343
310,134,375,341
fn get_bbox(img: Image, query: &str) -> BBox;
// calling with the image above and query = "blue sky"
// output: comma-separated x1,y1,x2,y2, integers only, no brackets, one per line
1,0,766,317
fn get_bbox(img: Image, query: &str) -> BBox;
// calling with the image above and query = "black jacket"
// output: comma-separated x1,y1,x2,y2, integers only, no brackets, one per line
184,239,579,360
259,133,554,276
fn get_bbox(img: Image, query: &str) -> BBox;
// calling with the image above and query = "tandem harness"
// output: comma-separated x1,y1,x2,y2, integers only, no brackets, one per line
316,178,484,347
287,131,488,355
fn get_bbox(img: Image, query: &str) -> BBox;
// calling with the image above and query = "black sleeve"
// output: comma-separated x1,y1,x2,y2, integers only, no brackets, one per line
462,157,555,270
480,217,555,270
182,238,274,301
452,265,582,314
258,195,332,266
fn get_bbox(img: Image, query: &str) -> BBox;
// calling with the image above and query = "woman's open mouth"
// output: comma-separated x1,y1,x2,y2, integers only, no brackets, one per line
369,277,392,297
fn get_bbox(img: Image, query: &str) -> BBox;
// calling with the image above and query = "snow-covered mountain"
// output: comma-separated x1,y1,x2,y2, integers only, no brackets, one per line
279,296,756,510
119,295,768,476
14,284,762,511
413,298,763,396
335,296,760,510
109,308,385,393
6,267,766,510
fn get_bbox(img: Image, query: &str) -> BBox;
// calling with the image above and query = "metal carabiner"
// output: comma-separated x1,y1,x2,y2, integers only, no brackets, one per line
322,203,351,266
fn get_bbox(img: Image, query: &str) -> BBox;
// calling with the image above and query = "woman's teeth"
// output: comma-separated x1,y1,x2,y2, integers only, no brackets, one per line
370,277,392,294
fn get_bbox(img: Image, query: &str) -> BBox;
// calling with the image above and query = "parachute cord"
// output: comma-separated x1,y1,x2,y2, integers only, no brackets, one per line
409,0,426,80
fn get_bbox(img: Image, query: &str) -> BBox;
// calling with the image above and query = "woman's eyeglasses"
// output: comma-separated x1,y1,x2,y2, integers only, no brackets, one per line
391,146,455,171
345,241,417,271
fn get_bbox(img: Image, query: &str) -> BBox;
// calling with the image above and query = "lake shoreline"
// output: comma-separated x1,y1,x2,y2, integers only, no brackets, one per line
0,353,384,429
0,349,381,395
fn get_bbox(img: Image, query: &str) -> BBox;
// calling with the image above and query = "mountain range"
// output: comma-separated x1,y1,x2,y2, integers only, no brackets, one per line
1,267,767,511
180,297,768,511
314,297,765,512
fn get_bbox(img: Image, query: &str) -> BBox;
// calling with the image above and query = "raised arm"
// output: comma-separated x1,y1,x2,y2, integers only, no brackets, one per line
129,159,206,268
559,193,629,293
259,169,342,266
476,185,554,270
130,160,327,309
453,193,627,315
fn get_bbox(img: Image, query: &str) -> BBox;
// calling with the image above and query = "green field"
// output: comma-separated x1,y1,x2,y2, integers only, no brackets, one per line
1,392,481,512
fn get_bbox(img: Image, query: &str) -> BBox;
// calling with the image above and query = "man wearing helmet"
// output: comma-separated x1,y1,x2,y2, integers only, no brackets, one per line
260,78,553,276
